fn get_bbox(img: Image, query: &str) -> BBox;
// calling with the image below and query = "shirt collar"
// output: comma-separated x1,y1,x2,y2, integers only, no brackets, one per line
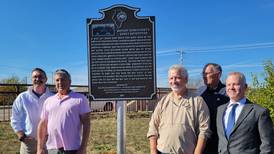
55,90,73,100
28,87,49,97
228,97,246,107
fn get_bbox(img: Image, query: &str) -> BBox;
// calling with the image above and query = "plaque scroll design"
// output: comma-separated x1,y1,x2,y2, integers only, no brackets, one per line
112,10,127,28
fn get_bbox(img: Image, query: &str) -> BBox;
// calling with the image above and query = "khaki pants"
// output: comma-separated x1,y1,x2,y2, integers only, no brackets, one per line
47,148,77,154
20,138,37,154
20,139,47,154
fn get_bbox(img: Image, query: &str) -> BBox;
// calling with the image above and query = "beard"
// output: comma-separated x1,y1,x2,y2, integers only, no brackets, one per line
33,80,44,86
170,85,183,93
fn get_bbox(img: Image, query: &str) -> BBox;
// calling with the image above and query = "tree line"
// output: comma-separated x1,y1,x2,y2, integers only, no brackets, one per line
247,60,274,120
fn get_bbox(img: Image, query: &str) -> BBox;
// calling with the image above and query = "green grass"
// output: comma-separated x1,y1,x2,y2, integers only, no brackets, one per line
0,112,151,154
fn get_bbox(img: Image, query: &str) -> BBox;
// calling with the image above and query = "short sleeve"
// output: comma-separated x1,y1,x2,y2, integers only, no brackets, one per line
40,99,49,120
80,95,91,115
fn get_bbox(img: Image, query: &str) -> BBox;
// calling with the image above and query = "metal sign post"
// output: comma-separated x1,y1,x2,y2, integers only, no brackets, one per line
117,101,126,154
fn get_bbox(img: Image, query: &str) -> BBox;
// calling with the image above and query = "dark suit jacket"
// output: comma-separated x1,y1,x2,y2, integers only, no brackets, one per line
216,99,274,154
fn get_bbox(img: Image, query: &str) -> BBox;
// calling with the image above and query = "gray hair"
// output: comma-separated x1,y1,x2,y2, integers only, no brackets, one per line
203,63,222,75
168,64,188,80
227,72,246,85
55,69,71,81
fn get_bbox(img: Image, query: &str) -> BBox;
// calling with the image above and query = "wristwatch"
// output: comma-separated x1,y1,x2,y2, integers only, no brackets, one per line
19,134,26,142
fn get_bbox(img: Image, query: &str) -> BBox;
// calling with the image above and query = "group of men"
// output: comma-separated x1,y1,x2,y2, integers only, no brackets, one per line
147,63,274,154
10,68,91,154
10,63,274,154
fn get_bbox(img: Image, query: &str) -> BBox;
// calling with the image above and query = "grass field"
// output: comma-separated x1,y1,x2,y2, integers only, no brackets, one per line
0,112,152,154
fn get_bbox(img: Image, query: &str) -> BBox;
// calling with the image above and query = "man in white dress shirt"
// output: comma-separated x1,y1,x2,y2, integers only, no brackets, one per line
10,68,52,154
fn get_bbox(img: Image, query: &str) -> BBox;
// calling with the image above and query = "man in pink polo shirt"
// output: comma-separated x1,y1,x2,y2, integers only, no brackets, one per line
37,69,91,154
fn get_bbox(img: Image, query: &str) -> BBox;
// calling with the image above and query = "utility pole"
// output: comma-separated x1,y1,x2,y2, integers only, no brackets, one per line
24,76,28,84
52,72,54,84
177,49,185,65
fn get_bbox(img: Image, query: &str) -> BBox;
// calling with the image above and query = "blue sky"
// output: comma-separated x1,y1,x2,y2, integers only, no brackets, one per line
0,0,273,87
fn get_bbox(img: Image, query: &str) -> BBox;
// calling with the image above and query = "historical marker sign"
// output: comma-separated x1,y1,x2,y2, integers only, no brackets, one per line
87,4,156,100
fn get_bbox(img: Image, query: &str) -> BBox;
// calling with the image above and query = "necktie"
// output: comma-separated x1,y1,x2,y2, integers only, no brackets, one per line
225,104,238,139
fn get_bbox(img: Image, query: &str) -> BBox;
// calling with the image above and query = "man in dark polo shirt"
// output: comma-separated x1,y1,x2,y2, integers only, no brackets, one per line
197,63,229,154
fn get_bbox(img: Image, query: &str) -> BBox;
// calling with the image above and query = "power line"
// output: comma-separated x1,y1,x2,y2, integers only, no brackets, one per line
157,42,274,55
176,49,185,65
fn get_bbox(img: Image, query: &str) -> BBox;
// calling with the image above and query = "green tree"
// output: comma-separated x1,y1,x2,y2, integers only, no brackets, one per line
0,76,27,106
247,60,274,120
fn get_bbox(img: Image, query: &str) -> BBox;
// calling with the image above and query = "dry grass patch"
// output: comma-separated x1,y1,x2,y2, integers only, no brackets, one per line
0,112,151,154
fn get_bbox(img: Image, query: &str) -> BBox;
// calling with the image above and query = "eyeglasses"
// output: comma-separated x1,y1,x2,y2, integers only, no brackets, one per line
32,75,45,79
202,71,220,76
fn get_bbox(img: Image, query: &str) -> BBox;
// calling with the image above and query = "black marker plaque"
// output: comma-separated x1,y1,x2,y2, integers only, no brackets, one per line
87,4,156,100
